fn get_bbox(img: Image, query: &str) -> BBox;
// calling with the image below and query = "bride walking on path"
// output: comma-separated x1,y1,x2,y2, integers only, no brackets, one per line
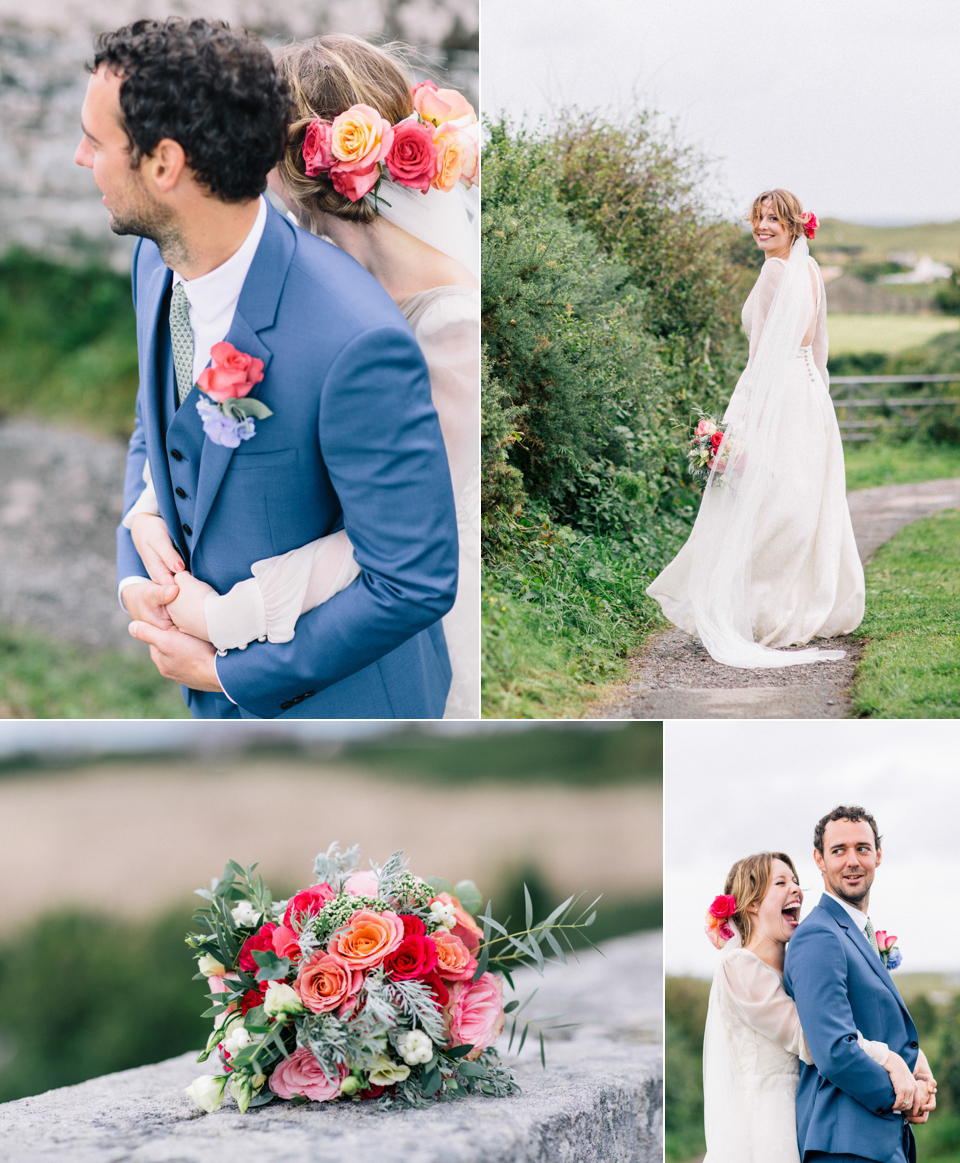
648,189,864,668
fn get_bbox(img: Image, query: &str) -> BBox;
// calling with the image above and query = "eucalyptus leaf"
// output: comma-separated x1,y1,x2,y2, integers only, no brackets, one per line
425,876,454,896
233,397,273,420
453,879,483,915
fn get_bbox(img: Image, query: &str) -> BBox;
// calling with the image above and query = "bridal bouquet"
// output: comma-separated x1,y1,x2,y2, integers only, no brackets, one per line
686,414,737,489
184,844,598,1114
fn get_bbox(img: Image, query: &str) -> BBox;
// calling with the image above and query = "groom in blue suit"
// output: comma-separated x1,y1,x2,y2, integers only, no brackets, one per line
784,806,935,1163
75,20,458,718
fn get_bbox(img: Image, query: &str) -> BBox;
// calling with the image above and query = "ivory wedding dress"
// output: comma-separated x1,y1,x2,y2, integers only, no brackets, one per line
647,238,865,667
703,945,888,1163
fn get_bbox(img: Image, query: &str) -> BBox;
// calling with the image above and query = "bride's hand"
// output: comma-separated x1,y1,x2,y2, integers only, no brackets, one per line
882,1050,917,1114
130,513,185,586
166,570,217,641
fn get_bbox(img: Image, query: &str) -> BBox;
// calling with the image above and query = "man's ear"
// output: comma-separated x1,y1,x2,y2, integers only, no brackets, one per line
813,848,825,873
141,138,187,194
875,846,882,868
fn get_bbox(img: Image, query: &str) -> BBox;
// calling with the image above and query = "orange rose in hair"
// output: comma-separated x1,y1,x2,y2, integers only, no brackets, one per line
330,104,394,172
412,80,476,127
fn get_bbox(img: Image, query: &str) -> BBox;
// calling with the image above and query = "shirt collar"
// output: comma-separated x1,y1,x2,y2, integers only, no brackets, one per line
172,195,267,322
823,890,870,932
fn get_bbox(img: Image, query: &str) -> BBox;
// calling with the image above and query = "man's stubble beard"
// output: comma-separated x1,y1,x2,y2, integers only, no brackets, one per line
109,186,189,272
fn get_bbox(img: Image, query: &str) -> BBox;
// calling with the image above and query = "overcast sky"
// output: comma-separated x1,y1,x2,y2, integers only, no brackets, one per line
664,721,960,977
483,0,960,223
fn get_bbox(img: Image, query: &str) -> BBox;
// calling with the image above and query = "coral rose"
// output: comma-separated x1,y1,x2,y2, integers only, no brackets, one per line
330,908,404,969
412,80,477,127
330,104,394,172
295,951,363,1014
283,883,336,931
384,119,437,192
237,922,277,974
446,972,505,1059
269,1048,346,1102
302,119,335,176
330,164,382,202
433,930,478,981
383,934,438,980
272,924,302,962
197,341,264,403
431,128,469,193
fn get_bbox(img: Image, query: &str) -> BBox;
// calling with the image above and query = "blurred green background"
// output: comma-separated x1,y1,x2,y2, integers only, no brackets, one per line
0,721,661,1103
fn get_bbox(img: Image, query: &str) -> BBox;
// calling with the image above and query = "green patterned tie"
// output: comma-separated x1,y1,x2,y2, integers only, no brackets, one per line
864,918,881,958
169,282,195,406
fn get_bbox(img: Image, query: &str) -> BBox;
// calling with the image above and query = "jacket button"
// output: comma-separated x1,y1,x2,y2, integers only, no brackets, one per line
182,524,192,536
171,449,183,461
175,487,186,498
303,690,315,698
876,1107,884,1114
280,700,294,710
910,1041,918,1048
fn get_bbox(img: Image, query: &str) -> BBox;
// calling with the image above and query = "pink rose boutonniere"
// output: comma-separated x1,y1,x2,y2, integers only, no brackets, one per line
874,930,902,970
195,341,272,448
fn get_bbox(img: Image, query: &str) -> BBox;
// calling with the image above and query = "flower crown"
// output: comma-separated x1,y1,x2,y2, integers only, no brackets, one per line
705,893,737,950
802,211,819,240
301,80,479,203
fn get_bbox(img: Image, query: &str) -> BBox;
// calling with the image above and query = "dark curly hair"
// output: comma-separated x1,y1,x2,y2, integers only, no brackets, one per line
90,19,293,203
813,805,881,855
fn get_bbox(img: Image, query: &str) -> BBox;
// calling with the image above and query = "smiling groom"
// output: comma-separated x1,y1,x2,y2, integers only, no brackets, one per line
76,19,458,718
783,805,936,1163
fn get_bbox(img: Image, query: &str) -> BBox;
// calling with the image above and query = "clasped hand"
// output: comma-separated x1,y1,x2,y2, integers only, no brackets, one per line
125,513,222,692
885,1048,937,1122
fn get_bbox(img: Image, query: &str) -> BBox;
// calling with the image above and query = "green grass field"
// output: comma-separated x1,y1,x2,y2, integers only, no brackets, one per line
813,218,960,265
844,441,960,490
828,313,960,356
852,508,960,717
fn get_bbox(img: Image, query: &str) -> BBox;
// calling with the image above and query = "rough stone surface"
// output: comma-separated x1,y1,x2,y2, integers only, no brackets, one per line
0,932,662,1163
594,478,960,720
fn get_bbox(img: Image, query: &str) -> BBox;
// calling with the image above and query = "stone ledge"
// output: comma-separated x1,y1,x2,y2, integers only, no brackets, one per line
0,932,662,1163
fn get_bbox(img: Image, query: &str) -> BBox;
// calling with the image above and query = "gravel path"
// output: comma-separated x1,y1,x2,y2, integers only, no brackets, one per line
591,477,960,720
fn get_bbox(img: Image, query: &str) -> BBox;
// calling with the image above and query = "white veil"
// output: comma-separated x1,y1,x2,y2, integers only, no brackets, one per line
366,180,480,281
702,934,743,1163
681,236,845,667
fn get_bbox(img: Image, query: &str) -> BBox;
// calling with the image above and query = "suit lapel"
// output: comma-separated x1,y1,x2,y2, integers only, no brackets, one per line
188,206,293,546
138,261,182,540
818,896,911,1021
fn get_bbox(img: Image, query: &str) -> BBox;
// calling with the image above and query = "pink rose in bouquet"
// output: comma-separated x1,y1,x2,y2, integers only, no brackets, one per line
432,930,478,981
295,951,363,1014
197,341,264,403
344,870,380,897
283,884,336,930
446,972,505,1060
385,119,437,192
269,1048,347,1102
237,922,278,973
330,909,405,968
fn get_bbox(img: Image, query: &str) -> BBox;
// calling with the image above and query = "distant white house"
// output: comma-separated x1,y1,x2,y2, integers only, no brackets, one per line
881,255,953,284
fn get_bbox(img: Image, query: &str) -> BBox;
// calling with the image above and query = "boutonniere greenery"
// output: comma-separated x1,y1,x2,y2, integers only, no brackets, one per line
195,341,273,448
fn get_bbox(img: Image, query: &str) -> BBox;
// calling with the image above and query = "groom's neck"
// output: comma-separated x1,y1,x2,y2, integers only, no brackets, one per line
163,195,261,281
825,887,870,915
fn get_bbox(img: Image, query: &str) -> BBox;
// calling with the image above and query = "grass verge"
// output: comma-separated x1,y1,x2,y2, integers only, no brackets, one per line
845,441,960,491
0,623,189,718
852,508,960,717
828,314,959,357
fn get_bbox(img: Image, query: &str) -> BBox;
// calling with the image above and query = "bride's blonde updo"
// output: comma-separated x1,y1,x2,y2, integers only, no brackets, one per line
274,35,414,226
747,189,808,242
723,851,798,945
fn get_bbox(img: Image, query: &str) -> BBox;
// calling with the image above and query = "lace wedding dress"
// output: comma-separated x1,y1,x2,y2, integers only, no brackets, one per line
647,238,865,667
703,945,887,1163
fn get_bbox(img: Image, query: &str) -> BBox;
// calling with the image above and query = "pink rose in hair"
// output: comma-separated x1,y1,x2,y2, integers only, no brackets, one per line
269,1048,346,1101
412,80,477,127
197,342,264,403
709,894,736,920
330,165,381,202
385,119,438,192
445,972,505,1059
302,119,335,176
803,212,819,240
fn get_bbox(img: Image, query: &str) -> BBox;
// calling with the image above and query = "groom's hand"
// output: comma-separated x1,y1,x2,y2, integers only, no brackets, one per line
123,580,180,630
128,621,223,692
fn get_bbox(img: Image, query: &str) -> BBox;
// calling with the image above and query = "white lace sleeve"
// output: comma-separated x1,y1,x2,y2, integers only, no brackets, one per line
858,1033,890,1067
719,948,812,1064
120,461,161,527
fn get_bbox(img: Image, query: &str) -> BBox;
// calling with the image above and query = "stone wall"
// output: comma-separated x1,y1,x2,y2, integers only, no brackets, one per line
0,0,478,266
0,932,663,1163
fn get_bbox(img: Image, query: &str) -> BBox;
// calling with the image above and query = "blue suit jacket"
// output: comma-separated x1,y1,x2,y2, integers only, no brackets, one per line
118,204,458,718
783,894,918,1162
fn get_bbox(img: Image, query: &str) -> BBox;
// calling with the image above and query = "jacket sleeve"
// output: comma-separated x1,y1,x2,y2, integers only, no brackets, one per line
116,239,152,587
214,323,458,715
785,922,896,1114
